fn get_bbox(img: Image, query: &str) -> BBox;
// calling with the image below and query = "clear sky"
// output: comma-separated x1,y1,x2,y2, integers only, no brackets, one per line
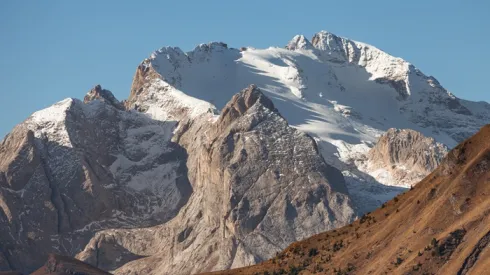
1,0,489,138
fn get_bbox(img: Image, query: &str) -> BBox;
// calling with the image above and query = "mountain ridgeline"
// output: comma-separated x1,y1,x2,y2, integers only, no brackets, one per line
209,125,490,275
0,31,489,274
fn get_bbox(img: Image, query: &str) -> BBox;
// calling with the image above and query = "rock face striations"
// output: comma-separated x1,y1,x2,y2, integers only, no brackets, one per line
76,85,355,274
209,125,490,275
0,87,191,272
366,128,449,187
120,30,490,213
0,30,489,274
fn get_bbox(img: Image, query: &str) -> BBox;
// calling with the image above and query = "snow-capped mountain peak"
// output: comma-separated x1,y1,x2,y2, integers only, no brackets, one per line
286,34,313,51
125,30,490,212
84,84,124,110
2,30,489,274
130,30,489,146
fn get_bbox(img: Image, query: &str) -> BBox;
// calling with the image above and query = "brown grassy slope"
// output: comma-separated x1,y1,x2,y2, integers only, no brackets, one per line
206,125,490,275
30,254,111,275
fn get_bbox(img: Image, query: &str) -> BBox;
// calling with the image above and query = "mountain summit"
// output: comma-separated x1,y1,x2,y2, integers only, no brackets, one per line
212,124,490,275
125,30,490,211
76,85,355,274
0,31,488,274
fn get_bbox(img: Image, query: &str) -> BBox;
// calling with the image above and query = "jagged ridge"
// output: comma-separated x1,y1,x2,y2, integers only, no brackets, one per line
76,85,355,274
209,125,490,275
1,30,489,274
125,30,490,214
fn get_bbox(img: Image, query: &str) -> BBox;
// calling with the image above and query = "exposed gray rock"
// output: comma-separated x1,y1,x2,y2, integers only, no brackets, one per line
286,35,313,51
84,84,125,110
0,91,190,273
366,128,448,187
0,85,354,274
76,85,355,274
375,78,410,100
311,31,361,63
2,30,490,275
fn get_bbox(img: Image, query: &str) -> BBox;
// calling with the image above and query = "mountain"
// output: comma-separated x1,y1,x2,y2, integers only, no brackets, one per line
0,85,355,273
0,30,488,274
76,85,354,274
365,128,449,187
0,88,192,272
124,30,490,212
207,124,490,275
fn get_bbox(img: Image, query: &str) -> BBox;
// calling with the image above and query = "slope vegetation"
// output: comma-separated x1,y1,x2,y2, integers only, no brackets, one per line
209,125,490,274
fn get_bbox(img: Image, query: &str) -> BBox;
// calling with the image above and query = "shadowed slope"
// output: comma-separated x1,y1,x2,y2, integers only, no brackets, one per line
207,125,490,275
30,254,110,275
76,85,355,274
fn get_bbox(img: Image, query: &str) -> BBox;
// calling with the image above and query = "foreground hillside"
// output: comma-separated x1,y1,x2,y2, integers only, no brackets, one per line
1,30,489,274
209,125,490,274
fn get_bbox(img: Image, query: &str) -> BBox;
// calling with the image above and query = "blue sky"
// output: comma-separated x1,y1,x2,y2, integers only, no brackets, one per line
1,0,489,138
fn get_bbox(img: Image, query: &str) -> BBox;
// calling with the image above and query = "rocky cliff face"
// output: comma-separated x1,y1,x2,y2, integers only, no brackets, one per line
1,30,489,274
0,87,191,273
76,85,355,274
365,128,449,187
213,125,490,275
84,84,125,110
121,30,490,214
0,85,354,274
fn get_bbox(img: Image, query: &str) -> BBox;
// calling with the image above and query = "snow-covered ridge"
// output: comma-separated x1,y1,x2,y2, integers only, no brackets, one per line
2,30,489,272
127,30,490,212
139,30,489,144
1,88,195,271
18,30,490,214
28,98,74,147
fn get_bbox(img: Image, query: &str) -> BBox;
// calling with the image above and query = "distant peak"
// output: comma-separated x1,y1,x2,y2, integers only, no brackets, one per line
311,30,346,51
316,30,339,36
153,46,186,56
84,85,124,110
192,42,229,54
197,41,228,49
286,35,313,50
218,85,277,126
227,84,276,113
313,30,347,41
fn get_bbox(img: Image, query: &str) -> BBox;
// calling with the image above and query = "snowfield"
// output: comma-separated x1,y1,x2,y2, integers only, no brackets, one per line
127,31,490,212
4,30,489,273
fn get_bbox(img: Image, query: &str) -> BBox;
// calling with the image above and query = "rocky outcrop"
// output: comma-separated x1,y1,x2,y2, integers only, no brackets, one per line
125,61,216,121
30,254,110,275
76,85,355,274
366,128,448,187
126,62,162,111
285,35,313,51
0,90,190,273
123,31,489,216
311,31,361,63
84,84,124,110
2,30,490,275
212,125,490,275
